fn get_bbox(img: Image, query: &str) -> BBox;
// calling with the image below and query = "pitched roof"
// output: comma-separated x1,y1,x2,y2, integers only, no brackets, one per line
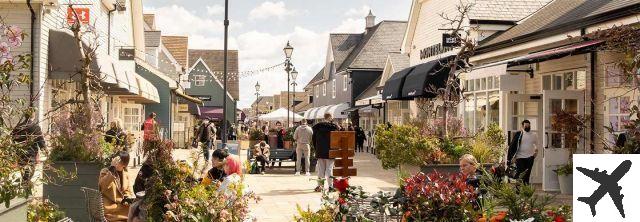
144,31,161,48
469,0,552,22
162,36,189,68
480,0,640,49
388,52,410,71
188,49,240,100
330,34,362,71
143,14,156,30
340,21,408,71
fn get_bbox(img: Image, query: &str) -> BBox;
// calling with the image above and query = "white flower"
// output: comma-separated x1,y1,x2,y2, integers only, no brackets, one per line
4,25,23,47
511,218,535,222
0,42,10,56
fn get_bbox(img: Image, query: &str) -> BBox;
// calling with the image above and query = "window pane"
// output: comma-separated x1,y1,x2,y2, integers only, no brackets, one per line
465,100,474,131
475,79,481,91
553,75,562,90
563,72,574,90
495,77,500,89
475,92,487,130
481,78,486,90
488,91,499,125
609,98,619,114
543,75,551,90
551,99,562,113
576,71,586,89
565,99,577,114
620,96,630,114
606,65,621,87
467,80,474,91
609,116,619,131
488,77,494,89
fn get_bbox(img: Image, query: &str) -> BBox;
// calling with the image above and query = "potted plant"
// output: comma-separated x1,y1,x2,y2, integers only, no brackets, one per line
27,198,67,222
248,128,263,149
284,126,296,149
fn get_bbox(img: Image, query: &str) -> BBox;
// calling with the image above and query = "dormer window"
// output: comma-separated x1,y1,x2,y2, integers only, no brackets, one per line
194,75,205,86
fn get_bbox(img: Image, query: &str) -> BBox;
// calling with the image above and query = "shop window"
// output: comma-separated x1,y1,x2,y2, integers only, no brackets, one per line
332,79,336,99
315,85,318,98
194,75,205,86
605,96,631,146
542,70,584,90
323,82,327,96
343,75,348,91
462,76,500,132
123,106,141,133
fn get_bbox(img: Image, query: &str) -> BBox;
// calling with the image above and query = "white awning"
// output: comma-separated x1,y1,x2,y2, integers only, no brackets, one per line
258,108,303,122
355,94,383,106
327,103,349,119
137,75,160,103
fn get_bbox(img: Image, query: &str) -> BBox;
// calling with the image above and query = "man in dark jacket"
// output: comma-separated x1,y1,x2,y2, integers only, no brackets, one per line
355,125,366,152
312,113,339,192
197,118,217,161
507,120,538,185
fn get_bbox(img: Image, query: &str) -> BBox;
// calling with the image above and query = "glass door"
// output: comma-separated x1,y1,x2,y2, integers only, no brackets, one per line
542,90,584,191
506,94,543,184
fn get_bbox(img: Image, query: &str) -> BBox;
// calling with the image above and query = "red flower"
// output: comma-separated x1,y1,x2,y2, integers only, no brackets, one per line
338,197,346,205
547,210,555,217
333,177,350,193
554,216,565,222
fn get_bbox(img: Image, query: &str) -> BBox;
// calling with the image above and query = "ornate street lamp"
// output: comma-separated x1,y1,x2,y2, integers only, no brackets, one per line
283,41,294,127
290,68,298,124
255,81,261,120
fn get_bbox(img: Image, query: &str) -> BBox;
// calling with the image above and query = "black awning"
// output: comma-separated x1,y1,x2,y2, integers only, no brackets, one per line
401,56,454,99
381,67,414,100
342,105,368,113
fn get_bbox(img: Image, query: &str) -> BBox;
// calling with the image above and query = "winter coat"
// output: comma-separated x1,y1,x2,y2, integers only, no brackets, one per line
312,121,339,159
99,167,133,222
254,143,271,159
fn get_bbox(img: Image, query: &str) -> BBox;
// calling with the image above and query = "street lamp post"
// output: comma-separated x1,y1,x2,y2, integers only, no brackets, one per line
290,68,298,124
222,0,230,145
283,41,294,127
255,82,260,120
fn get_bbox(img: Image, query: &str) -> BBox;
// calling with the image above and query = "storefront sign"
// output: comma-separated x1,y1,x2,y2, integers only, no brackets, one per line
442,33,461,47
67,7,90,25
119,48,135,60
419,43,453,60
177,104,189,112
194,95,212,101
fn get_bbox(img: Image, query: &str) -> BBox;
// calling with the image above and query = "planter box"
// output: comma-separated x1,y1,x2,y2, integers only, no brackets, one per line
421,163,495,175
558,174,573,195
284,141,292,149
44,162,102,222
0,197,32,221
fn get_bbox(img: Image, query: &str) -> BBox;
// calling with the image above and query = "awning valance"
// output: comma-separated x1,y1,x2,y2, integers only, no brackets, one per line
258,108,303,122
200,107,223,120
355,94,383,106
381,67,414,100
401,56,454,99
136,75,160,103
304,103,349,120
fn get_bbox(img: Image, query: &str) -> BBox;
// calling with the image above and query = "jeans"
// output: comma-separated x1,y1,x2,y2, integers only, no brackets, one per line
202,141,211,161
515,156,535,185
256,155,268,171
296,143,311,173
316,158,335,188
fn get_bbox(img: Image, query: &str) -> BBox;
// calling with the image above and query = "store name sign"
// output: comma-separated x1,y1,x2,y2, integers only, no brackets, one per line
67,8,90,25
442,33,461,47
119,48,135,60
419,43,453,60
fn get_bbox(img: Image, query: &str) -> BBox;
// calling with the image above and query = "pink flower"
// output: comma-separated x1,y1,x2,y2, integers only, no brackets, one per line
0,54,13,65
0,42,10,56
5,25,23,47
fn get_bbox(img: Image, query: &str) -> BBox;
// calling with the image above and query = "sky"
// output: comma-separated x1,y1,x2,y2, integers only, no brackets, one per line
142,0,412,109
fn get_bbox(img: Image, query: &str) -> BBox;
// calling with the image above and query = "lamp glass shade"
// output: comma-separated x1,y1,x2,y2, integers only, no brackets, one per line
283,41,293,59
255,82,261,91
291,68,298,81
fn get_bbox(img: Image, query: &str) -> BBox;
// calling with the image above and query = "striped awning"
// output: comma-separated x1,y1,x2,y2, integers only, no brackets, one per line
303,103,349,119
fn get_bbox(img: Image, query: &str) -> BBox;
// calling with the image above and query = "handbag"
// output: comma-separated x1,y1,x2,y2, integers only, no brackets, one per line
249,161,260,174
506,164,518,179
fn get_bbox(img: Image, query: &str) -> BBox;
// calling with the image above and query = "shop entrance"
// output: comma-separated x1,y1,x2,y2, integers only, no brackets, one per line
542,90,585,191
506,94,543,184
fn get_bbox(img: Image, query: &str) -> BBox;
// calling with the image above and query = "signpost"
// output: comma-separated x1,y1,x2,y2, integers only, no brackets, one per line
442,33,461,47
67,7,90,25
329,131,357,177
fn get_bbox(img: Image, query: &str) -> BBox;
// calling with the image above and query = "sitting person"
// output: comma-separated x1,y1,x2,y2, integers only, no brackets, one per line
99,151,135,222
459,154,483,189
220,155,243,197
133,158,153,194
201,148,229,185
253,141,270,174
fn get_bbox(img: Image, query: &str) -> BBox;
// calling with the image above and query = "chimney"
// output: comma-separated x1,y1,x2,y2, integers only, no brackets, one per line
366,10,376,29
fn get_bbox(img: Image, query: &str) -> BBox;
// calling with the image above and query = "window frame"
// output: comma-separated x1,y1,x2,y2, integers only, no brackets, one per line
194,75,206,86
463,76,501,132
343,75,348,91
332,79,336,98
323,82,327,96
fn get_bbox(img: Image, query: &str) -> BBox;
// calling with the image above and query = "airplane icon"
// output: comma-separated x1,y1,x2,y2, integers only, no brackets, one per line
577,160,631,218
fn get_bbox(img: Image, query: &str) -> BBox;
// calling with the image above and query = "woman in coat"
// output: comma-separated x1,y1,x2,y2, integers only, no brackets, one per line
99,152,135,221
253,141,271,174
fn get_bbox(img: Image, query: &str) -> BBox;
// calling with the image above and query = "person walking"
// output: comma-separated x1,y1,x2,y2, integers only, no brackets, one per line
294,119,313,176
142,113,159,142
507,120,539,185
198,118,217,161
12,113,45,185
312,113,339,192
355,125,366,152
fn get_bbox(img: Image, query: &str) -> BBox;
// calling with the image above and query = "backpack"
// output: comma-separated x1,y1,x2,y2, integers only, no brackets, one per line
249,161,260,174
198,123,211,143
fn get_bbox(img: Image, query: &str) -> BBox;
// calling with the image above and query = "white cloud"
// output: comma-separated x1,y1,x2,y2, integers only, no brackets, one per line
331,18,365,33
345,5,371,18
147,5,243,37
248,1,297,20
206,4,224,16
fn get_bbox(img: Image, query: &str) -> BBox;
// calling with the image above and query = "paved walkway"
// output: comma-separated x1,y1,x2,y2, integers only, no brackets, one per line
162,147,399,222
245,151,399,222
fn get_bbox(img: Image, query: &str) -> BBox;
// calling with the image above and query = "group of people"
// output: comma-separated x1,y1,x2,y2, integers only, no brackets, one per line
98,148,247,221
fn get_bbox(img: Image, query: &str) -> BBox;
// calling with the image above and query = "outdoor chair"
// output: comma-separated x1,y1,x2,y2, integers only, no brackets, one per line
80,187,107,222
57,217,73,222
